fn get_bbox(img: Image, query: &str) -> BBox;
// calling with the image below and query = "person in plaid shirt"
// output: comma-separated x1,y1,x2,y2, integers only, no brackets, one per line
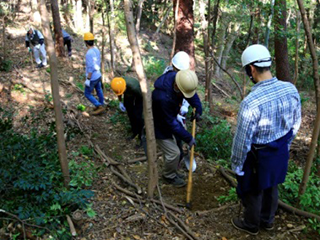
230,44,301,235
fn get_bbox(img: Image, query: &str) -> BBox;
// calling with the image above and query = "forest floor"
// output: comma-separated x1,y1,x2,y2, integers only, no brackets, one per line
1,8,319,240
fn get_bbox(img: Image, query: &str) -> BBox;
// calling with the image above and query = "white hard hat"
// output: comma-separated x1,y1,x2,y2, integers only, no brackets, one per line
175,70,198,98
241,44,272,67
172,51,190,70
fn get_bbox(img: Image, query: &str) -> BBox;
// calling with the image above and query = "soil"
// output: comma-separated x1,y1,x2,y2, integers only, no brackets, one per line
1,6,319,240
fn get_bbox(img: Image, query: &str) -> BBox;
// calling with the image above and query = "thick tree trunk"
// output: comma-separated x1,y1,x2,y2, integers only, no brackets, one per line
38,0,70,188
123,0,158,198
274,0,292,82
74,0,83,30
173,0,195,70
51,0,65,57
297,0,320,196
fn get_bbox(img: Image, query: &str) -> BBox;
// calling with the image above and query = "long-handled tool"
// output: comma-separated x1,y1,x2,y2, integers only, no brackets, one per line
29,50,34,70
186,108,196,209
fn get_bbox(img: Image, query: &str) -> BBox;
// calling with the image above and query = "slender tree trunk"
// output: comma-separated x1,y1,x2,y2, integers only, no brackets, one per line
101,10,107,85
221,23,241,70
274,0,292,82
293,8,301,85
173,0,195,70
38,0,70,188
297,0,320,196
245,15,253,47
31,0,41,23
123,0,158,198
89,0,94,33
135,0,144,34
75,0,83,31
214,12,227,78
153,5,173,39
51,0,65,57
170,0,179,59
252,7,261,44
265,0,275,47
107,0,115,77
200,0,211,106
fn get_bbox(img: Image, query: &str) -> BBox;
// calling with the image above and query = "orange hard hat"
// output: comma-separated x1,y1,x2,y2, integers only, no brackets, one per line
83,32,94,41
111,77,126,96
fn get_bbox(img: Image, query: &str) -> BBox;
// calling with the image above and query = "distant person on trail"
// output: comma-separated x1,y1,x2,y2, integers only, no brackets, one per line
25,26,47,68
62,29,73,57
152,69,202,187
110,76,144,146
83,32,105,116
230,44,301,235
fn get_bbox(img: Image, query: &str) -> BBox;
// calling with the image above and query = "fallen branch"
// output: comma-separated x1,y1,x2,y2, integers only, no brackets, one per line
211,82,231,98
167,211,199,240
128,152,162,164
66,215,77,236
195,203,240,216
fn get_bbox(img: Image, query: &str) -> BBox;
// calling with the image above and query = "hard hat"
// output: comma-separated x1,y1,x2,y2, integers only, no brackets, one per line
172,51,190,70
241,44,272,67
83,32,94,41
175,70,198,98
111,77,126,96
26,25,34,32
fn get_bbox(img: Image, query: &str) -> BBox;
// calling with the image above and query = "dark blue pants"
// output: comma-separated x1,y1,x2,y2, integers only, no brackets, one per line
242,185,278,229
124,94,144,138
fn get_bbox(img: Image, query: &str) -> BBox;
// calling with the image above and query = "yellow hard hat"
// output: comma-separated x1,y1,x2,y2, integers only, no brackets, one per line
83,32,94,41
175,70,198,98
111,77,126,96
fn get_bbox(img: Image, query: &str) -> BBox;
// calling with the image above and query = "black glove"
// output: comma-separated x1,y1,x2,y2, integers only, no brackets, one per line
188,138,196,148
190,112,201,122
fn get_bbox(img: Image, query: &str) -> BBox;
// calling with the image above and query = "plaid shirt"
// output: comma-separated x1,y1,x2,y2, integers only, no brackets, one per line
231,77,301,175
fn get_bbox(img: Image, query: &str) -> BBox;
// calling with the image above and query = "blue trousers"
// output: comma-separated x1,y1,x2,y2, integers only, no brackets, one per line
84,77,104,107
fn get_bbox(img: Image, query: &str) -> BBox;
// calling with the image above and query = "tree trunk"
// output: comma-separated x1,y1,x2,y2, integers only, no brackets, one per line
153,5,173,39
31,0,41,23
293,7,301,85
101,10,107,85
245,15,253,47
135,0,144,34
274,0,292,82
38,0,70,188
107,0,116,77
170,0,179,59
297,0,320,196
74,0,83,30
200,0,211,106
123,0,158,198
173,0,195,70
252,7,261,44
51,0,65,57
264,0,275,47
221,23,241,70
214,12,227,78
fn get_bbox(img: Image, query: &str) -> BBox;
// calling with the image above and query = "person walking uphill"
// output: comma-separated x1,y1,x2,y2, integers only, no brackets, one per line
230,44,301,235
25,26,47,68
83,32,105,115
152,69,202,188
111,76,144,145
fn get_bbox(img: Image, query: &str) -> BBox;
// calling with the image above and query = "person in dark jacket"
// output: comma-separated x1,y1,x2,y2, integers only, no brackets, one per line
230,44,301,235
25,26,47,68
111,76,144,144
152,69,202,187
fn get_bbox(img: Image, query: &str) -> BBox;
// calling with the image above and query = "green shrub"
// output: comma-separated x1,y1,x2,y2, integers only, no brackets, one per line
217,187,237,204
77,104,86,112
0,124,95,238
0,59,12,72
196,104,233,162
142,55,166,80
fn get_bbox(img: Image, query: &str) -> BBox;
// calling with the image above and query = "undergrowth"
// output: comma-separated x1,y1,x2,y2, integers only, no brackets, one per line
0,107,96,239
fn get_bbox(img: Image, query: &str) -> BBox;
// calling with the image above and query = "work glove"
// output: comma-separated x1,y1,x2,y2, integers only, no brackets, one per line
119,102,126,112
35,44,41,50
190,112,201,122
180,105,188,116
85,79,90,87
188,138,196,148
28,47,32,53
177,114,186,128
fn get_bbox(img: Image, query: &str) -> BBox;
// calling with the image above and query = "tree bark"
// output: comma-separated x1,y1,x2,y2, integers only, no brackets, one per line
74,0,83,30
297,0,320,196
252,7,261,44
38,0,70,188
101,10,107,85
173,0,195,70
51,0,65,57
245,15,253,47
123,0,158,198
221,23,241,70
214,12,227,78
274,0,292,82
170,0,179,59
